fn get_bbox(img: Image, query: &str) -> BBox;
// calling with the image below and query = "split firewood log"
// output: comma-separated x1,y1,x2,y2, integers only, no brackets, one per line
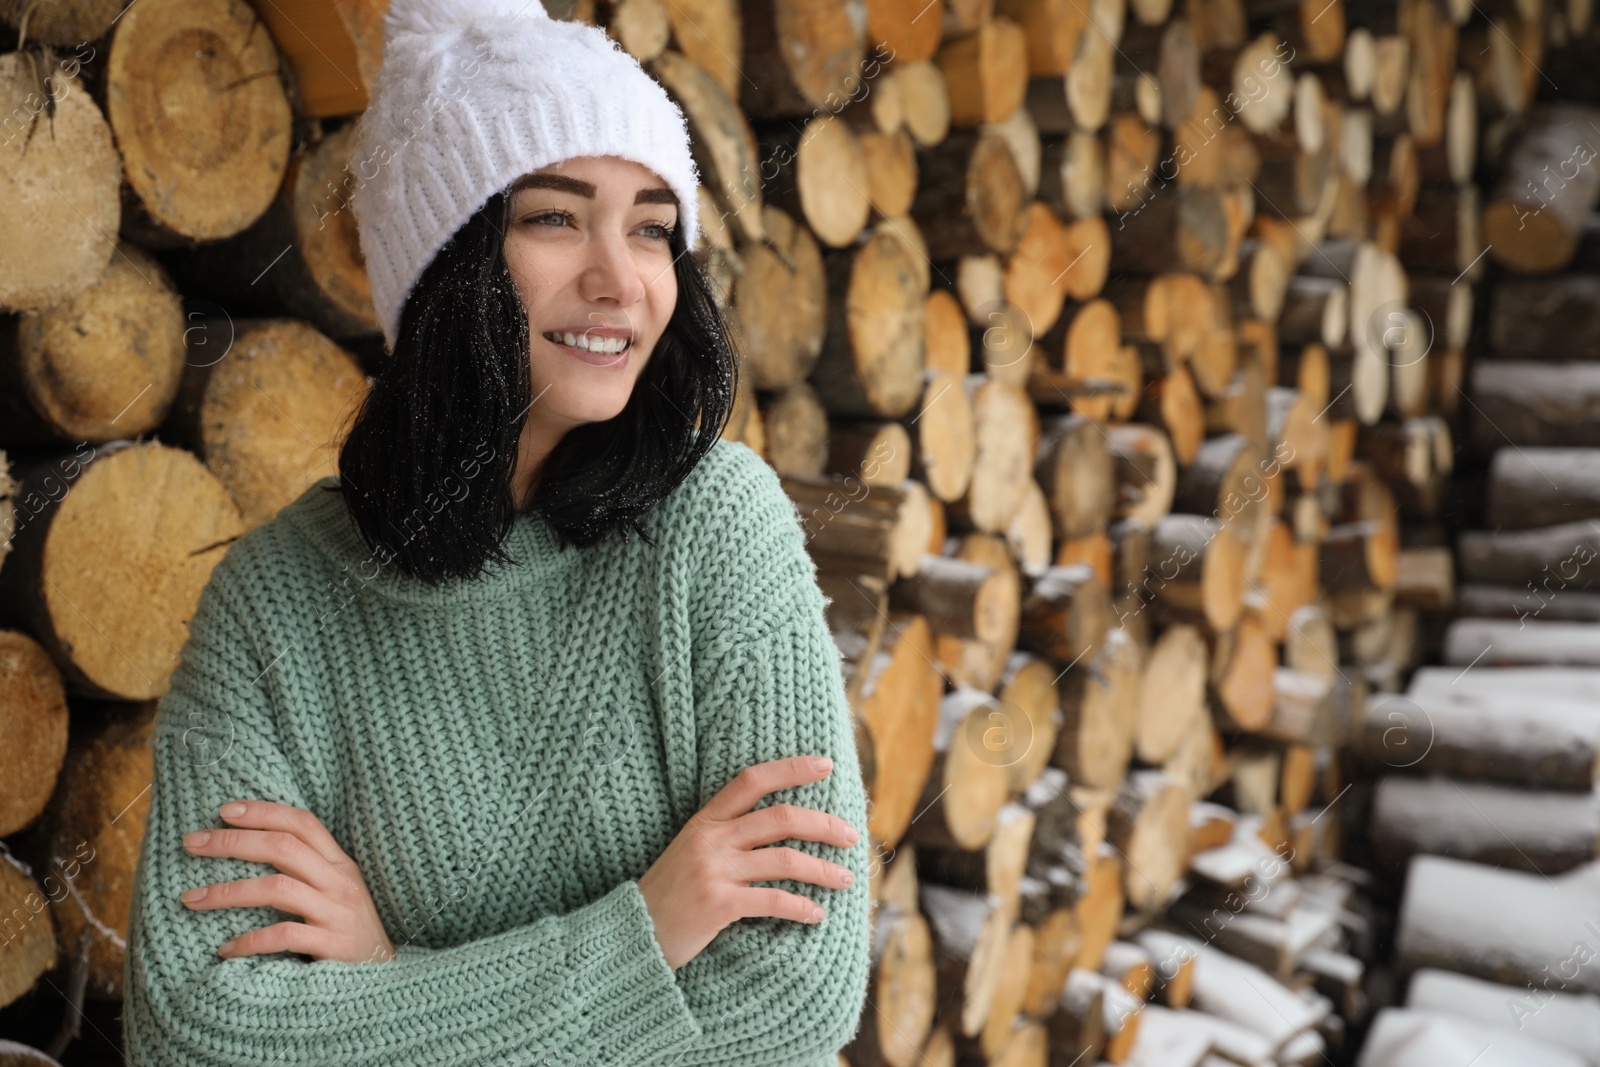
920,804,1040,925
920,882,1013,1039
907,687,1015,850
854,613,942,849
0,857,59,1011
810,229,928,419
843,903,938,1067
0,631,69,838
1135,929,1330,1049
0,443,244,701
1483,104,1600,274
0,243,184,445
34,700,159,998
729,206,827,390
1107,770,1190,912
160,124,380,340
163,319,369,530
100,0,293,246
1054,628,1142,790
0,52,120,311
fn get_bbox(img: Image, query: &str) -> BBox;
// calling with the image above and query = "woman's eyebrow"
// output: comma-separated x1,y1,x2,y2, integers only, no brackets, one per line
511,173,679,206
634,187,680,206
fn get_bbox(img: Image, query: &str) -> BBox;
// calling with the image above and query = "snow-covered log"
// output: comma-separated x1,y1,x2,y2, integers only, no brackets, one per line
1407,969,1600,1065
1397,856,1600,994
1371,776,1600,873
1358,1007,1587,1067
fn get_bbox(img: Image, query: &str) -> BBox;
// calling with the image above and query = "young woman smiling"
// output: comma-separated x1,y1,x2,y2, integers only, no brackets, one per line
120,1,872,1064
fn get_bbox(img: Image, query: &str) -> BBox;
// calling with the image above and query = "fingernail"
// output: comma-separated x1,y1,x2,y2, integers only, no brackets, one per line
811,906,826,922
846,826,860,844
218,940,235,957
184,831,211,849
182,887,207,903
841,870,854,886
220,803,247,818
811,757,832,773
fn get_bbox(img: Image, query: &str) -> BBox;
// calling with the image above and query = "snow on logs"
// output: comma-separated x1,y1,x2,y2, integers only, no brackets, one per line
1371,775,1600,873
1396,856,1600,998
1358,1007,1590,1067
1364,687,1600,790
1406,968,1600,1063
1482,104,1600,275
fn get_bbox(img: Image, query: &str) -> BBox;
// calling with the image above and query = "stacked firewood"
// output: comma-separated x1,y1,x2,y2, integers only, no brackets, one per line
1350,93,1600,1067
0,1,372,1056
700,0,1598,1059
1,0,1598,1063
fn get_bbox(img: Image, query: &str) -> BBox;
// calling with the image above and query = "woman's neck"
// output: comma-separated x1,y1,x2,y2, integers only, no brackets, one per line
511,421,562,510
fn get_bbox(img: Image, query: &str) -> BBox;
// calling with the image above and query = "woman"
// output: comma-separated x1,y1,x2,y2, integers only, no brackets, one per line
121,1,872,1063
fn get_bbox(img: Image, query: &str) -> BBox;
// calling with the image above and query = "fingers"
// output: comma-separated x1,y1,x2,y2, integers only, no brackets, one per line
214,919,332,960
219,919,391,963
220,800,350,867
186,802,359,900
718,844,856,894
729,886,829,925
700,755,836,822
181,871,341,928
730,802,860,851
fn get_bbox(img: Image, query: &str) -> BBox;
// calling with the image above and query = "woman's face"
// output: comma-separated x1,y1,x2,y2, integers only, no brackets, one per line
502,154,681,432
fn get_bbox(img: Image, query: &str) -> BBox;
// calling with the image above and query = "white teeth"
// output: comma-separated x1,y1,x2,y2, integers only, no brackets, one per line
545,331,629,354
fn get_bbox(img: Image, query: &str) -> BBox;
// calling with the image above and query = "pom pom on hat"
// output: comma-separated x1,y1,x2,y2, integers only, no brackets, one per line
352,0,702,351
382,0,547,37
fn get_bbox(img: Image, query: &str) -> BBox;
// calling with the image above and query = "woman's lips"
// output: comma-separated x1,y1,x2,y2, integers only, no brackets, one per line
542,332,631,367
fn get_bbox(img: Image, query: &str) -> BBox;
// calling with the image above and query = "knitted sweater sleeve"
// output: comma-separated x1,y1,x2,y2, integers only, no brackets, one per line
122,559,706,1067
673,595,874,1065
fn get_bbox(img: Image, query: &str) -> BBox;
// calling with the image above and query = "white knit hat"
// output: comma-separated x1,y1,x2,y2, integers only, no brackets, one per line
349,0,703,351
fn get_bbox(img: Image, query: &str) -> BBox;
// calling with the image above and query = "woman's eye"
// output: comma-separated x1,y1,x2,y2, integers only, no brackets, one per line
519,211,674,241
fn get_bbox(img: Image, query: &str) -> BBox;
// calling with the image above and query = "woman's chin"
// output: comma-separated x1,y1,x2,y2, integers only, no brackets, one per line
531,385,635,426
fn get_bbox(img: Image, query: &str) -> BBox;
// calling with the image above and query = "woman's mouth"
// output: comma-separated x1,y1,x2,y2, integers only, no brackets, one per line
542,331,632,365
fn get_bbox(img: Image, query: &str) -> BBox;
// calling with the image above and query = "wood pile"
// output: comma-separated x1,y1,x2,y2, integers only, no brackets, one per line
1345,11,1600,1067
0,0,1597,1062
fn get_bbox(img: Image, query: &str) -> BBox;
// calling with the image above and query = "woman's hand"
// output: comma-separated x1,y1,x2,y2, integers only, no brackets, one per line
637,755,861,971
179,799,396,965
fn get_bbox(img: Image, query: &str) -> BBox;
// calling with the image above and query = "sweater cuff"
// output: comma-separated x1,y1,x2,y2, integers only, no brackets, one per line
571,879,704,1058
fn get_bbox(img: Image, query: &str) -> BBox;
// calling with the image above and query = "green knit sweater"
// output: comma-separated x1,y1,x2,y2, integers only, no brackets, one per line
122,436,873,1066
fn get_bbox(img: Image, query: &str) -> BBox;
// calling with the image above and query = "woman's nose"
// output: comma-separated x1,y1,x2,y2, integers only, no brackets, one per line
578,231,647,307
